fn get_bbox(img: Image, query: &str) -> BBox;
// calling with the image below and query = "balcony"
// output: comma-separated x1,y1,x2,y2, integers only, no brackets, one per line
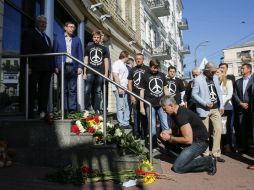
147,0,170,17
178,18,188,30
181,45,190,54
151,41,171,60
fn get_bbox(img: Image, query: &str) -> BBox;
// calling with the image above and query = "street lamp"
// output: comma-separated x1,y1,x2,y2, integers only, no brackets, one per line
194,40,209,67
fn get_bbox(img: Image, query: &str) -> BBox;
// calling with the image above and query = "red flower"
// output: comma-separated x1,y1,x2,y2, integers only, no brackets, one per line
94,115,99,123
71,124,80,135
81,166,92,174
135,169,160,177
87,127,95,133
86,115,92,122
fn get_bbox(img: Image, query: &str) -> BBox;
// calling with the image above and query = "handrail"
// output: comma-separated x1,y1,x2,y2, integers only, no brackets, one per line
4,53,153,164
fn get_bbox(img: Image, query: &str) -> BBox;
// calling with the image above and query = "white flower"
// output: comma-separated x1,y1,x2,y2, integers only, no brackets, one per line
76,120,85,133
83,111,89,118
107,122,114,128
115,128,122,137
99,115,103,121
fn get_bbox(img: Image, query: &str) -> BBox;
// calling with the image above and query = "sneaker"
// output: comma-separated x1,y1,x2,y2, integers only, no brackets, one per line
207,156,217,176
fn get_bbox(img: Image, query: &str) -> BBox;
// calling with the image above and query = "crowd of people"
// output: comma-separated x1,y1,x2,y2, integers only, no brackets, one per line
24,15,254,175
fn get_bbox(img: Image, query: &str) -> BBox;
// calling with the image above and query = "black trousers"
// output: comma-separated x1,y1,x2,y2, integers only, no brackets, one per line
234,110,254,151
28,70,52,117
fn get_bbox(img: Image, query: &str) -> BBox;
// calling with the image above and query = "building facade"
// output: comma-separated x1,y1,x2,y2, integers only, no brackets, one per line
223,41,254,79
140,0,189,75
0,0,189,114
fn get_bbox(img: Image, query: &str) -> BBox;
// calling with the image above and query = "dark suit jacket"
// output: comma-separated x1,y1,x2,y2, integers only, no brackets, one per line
22,28,54,72
53,34,83,71
233,75,254,113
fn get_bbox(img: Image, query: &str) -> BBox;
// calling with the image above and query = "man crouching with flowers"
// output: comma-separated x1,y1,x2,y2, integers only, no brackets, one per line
159,96,217,175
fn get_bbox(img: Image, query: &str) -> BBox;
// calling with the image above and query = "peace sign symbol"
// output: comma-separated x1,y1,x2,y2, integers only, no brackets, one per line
149,78,163,95
133,72,142,87
168,82,176,95
90,48,103,65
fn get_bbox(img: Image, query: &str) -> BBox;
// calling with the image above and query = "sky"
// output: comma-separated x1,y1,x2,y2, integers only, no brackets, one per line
182,0,254,75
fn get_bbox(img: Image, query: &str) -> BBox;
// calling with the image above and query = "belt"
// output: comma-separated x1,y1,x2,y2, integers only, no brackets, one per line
65,62,74,65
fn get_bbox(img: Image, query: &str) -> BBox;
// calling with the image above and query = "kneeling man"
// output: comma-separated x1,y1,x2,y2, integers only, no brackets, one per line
160,95,217,175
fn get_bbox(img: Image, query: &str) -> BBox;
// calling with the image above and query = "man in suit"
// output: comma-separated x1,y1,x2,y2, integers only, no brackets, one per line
192,62,225,162
53,21,83,113
233,63,254,153
22,15,54,119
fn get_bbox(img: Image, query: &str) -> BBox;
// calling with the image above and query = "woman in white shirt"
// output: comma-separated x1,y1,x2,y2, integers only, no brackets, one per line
217,70,233,153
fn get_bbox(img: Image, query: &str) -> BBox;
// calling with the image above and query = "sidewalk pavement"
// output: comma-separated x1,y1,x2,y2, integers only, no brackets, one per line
0,153,253,190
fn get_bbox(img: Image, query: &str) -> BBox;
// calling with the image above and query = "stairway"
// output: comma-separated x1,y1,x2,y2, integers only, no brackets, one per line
0,115,142,172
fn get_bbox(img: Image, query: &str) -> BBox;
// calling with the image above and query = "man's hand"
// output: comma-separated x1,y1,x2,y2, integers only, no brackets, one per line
180,102,187,108
140,107,146,116
118,88,124,95
160,131,171,142
77,68,83,75
240,102,248,110
220,108,224,115
206,103,213,108
131,96,136,104
83,73,87,80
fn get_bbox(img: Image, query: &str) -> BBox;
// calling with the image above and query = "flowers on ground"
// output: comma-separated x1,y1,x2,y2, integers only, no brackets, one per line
135,160,159,185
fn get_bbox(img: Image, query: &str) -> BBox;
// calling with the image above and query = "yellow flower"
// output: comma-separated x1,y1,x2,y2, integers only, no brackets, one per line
140,160,153,171
143,174,156,185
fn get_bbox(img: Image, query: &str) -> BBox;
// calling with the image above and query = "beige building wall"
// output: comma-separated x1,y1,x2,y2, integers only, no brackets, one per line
223,43,254,79
74,0,142,112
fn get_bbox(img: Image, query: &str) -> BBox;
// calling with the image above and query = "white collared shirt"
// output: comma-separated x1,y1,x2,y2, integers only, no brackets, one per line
65,34,72,63
243,75,251,95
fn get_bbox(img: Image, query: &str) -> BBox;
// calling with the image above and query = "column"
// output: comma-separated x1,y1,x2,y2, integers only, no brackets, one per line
44,0,54,112
77,21,85,111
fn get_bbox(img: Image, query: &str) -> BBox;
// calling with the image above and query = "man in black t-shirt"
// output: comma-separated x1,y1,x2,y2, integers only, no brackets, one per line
83,30,109,114
166,66,186,106
160,96,217,175
128,53,150,137
139,59,169,150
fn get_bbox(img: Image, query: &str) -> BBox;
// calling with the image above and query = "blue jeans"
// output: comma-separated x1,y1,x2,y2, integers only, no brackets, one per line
113,91,130,127
64,64,77,111
85,73,103,111
172,141,212,173
145,106,169,148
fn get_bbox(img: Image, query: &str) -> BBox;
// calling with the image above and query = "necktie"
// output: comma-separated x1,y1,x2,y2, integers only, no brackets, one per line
41,32,49,45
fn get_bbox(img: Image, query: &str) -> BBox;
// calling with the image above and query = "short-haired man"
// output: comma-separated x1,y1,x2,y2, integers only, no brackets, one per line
192,62,225,162
185,67,201,112
139,59,169,151
160,96,217,175
233,63,254,153
112,51,130,128
128,53,149,137
83,30,109,114
22,15,54,119
54,21,83,113
166,66,186,106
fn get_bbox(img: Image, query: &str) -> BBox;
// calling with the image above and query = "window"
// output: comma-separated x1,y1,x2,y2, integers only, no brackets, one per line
236,52,241,58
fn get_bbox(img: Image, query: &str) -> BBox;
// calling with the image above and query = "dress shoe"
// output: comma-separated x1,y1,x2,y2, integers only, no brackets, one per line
247,165,254,170
208,156,217,176
216,157,225,163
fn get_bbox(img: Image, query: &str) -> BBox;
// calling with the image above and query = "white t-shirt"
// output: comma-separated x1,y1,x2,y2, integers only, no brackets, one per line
112,59,129,91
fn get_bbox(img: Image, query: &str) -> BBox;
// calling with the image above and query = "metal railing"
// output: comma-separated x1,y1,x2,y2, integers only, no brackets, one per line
5,52,154,163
